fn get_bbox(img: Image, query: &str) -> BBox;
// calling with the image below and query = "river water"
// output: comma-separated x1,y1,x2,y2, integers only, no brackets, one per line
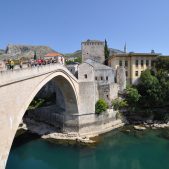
6,128,169,169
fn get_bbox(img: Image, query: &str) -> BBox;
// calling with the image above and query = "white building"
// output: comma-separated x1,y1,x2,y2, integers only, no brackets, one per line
81,40,105,64
66,63,79,78
78,59,118,104
45,52,65,65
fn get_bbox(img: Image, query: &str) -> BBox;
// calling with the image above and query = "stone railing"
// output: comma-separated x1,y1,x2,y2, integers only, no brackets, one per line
0,63,78,86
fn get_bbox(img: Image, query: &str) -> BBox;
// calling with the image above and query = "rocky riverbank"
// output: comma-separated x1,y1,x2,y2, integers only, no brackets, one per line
133,122,169,131
17,115,169,144
18,118,96,144
17,117,125,145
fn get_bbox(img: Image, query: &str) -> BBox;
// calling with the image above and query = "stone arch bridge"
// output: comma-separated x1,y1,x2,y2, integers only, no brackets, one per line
0,64,97,169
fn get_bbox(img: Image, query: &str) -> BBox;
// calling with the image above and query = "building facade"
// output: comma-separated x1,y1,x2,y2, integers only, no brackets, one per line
66,63,79,78
81,40,105,63
108,52,160,84
78,59,118,104
45,52,65,64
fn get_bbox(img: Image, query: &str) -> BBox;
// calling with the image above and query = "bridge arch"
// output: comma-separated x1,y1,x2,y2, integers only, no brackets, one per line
0,67,79,169
17,71,79,124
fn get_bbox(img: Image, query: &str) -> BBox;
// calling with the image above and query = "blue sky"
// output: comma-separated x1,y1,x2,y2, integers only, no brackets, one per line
0,0,169,54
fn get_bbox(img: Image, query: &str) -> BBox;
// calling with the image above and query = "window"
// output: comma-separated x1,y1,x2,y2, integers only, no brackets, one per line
126,71,128,77
125,60,128,67
106,76,108,80
141,71,143,74
141,60,144,67
135,71,138,76
135,60,139,67
84,74,87,79
101,76,103,80
146,60,149,66
119,60,123,66
95,77,97,80
107,95,109,98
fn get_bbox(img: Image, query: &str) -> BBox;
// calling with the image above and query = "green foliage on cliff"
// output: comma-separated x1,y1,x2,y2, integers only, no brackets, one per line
28,98,45,110
95,99,108,114
112,98,128,110
65,57,82,65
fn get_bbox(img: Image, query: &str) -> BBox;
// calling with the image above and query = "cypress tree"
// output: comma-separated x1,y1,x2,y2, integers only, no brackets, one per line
104,39,110,65
34,51,37,60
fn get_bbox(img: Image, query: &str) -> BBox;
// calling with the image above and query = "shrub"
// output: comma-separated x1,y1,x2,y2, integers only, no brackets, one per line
125,87,141,106
95,99,108,114
112,98,128,111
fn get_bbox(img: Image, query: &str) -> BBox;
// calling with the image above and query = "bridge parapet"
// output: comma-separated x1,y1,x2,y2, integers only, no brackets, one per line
0,63,78,86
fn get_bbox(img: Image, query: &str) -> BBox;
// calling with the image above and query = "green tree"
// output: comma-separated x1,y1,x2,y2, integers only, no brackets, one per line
34,51,37,60
74,57,82,63
137,69,162,107
95,99,108,114
112,98,128,110
155,56,169,73
125,87,141,107
104,39,110,65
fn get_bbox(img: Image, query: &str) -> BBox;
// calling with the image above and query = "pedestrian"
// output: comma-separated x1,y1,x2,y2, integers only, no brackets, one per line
10,60,14,70
19,59,23,69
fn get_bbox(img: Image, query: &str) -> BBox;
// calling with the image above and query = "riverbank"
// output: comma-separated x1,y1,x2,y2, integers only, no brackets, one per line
18,117,124,145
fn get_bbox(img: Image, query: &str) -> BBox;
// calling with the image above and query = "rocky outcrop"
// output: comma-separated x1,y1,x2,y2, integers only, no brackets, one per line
134,125,146,130
1,44,57,59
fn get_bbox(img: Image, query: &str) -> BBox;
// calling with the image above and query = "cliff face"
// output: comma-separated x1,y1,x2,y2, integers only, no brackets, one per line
0,44,56,59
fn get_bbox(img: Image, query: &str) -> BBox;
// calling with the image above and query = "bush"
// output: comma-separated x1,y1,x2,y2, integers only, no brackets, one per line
95,99,108,114
125,87,141,106
112,98,128,111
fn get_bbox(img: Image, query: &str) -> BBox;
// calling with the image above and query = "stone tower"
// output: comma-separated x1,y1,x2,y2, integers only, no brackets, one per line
81,39,105,63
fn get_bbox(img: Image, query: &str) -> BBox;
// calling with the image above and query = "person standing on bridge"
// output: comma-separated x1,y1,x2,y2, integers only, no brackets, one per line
9,59,14,70
19,59,23,69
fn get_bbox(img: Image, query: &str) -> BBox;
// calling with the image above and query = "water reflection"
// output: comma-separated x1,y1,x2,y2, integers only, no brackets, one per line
6,129,169,169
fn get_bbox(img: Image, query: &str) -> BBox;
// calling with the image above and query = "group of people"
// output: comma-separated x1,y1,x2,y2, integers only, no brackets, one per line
5,58,57,70
28,58,56,67
7,59,23,70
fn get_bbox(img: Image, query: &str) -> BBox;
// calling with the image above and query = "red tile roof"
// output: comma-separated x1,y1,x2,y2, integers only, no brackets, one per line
45,52,62,57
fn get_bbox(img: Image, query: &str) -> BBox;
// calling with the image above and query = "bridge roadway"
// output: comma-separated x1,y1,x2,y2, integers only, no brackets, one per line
0,63,92,169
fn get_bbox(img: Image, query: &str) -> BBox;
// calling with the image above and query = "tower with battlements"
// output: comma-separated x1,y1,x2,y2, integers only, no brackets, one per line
81,40,105,63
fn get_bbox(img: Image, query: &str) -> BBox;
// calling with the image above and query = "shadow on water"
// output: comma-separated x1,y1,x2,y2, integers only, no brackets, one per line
11,131,41,149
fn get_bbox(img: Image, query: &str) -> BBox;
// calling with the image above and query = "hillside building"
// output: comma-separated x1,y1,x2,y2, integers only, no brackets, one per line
108,51,160,84
45,52,65,64
81,40,105,63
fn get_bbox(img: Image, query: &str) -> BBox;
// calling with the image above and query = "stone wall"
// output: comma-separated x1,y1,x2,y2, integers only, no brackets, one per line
81,41,105,63
25,105,64,130
78,109,123,136
116,67,126,92
25,106,123,137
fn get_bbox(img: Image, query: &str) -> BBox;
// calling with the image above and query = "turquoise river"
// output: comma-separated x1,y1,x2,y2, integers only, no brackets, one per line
6,128,169,169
